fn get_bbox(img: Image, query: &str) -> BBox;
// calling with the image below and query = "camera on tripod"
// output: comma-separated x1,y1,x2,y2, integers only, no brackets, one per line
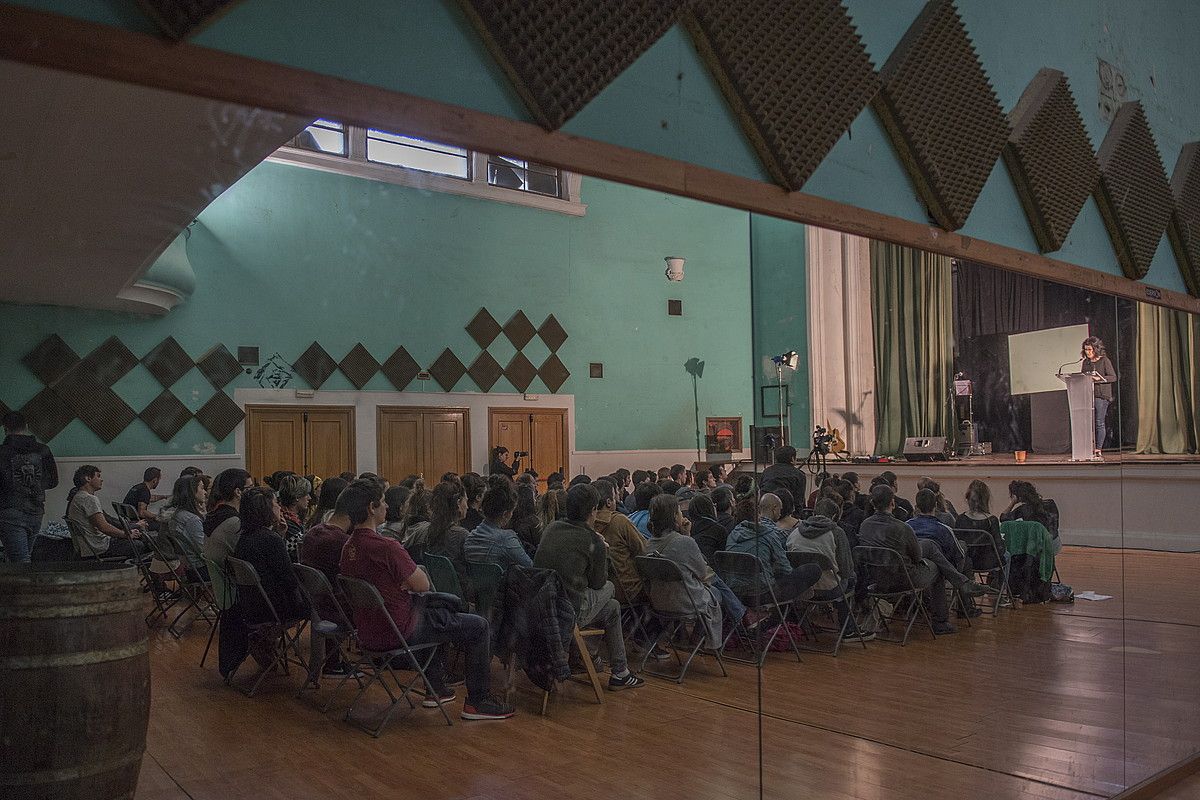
811,426,833,455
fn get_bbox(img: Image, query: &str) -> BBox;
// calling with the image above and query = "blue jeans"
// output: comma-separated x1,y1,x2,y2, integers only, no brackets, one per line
711,575,746,621
0,508,42,563
1094,397,1111,451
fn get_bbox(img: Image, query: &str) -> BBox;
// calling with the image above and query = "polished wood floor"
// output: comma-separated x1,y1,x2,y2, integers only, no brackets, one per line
133,547,1200,800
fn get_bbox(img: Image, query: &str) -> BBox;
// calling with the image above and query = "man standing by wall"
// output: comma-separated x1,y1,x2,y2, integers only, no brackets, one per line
0,412,58,562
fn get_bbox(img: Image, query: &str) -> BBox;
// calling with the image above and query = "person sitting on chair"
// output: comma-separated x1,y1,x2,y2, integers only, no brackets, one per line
122,467,165,531
626,481,662,539
643,494,724,650
339,479,515,720
907,489,966,568
858,485,990,634
590,477,645,604
954,479,1006,573
68,465,147,560
1001,480,1060,555
787,498,871,640
724,494,822,604
405,480,472,587
534,483,645,691
464,483,531,570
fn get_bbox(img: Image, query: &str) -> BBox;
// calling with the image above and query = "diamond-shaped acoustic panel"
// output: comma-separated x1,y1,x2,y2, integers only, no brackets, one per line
136,0,241,39
1094,102,1174,281
468,351,504,392
686,0,879,191
140,391,193,443
195,344,242,389
19,388,74,442
505,352,538,393
339,344,380,390
503,311,537,350
381,347,421,391
292,342,337,389
537,314,569,353
194,391,244,441
1168,142,1200,297
458,0,689,130
141,336,194,388
538,353,570,393
1003,69,1099,254
78,336,138,386
22,334,80,386
54,368,136,444
429,349,467,392
873,0,1009,231
466,308,503,349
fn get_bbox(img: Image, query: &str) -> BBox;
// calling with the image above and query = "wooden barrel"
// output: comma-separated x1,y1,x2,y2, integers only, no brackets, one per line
0,562,150,800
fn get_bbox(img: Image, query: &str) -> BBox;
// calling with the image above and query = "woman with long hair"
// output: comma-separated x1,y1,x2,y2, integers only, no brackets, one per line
305,476,347,530
1080,336,1118,458
397,480,431,543
405,480,471,586
510,484,542,555
644,494,724,650
166,475,208,576
1002,480,1059,554
377,484,411,541
954,479,1005,571
537,489,563,528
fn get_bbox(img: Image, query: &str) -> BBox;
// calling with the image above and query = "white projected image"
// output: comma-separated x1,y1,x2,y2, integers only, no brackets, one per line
1007,324,1091,395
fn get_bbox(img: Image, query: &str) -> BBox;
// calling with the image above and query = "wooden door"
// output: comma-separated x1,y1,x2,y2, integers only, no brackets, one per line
245,405,355,480
377,407,470,483
488,408,568,483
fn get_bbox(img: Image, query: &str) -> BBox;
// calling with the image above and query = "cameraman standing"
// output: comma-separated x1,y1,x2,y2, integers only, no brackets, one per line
488,446,525,479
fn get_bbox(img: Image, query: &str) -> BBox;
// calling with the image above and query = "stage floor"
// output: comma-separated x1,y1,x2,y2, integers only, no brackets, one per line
836,451,1200,468
134,547,1200,800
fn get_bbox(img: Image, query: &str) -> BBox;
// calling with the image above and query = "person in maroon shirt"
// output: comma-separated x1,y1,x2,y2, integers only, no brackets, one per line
338,479,514,721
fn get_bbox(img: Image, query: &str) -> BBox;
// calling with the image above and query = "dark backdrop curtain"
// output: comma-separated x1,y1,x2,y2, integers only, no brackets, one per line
871,242,955,455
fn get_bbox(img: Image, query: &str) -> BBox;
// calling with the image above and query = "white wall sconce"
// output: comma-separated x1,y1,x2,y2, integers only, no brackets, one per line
664,256,685,282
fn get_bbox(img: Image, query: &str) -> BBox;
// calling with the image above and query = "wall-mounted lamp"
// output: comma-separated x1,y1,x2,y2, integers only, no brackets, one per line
664,256,685,282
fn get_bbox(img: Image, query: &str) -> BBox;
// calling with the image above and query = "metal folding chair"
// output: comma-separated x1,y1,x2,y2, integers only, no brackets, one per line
337,575,452,736
199,555,231,669
853,545,938,646
224,556,309,697
954,528,1014,615
713,549,803,666
156,528,217,638
633,555,728,683
423,553,464,600
786,551,868,656
66,517,127,563
293,564,364,711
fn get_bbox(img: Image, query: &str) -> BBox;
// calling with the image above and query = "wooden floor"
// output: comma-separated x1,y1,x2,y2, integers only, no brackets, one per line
134,547,1200,800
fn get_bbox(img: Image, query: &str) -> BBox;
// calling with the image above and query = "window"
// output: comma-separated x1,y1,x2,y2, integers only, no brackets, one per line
270,120,585,216
487,155,561,197
366,130,469,178
288,119,346,156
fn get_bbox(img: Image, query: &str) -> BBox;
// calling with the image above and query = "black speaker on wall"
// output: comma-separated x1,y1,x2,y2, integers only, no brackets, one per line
902,436,950,461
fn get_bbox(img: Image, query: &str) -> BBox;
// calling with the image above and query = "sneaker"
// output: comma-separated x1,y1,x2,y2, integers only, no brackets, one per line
932,621,958,635
607,672,646,691
322,664,365,679
420,687,456,708
742,609,769,631
461,697,515,720
843,631,875,642
649,646,674,662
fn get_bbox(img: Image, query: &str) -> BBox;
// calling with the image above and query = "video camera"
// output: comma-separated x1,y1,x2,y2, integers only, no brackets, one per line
513,450,530,458
811,426,834,455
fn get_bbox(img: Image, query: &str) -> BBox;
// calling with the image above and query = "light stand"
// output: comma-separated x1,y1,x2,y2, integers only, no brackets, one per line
770,350,799,447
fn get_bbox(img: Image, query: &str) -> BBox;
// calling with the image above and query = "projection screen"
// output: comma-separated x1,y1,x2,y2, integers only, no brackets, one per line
1007,324,1090,395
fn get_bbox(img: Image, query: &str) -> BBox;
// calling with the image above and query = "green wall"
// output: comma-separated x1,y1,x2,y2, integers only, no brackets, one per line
0,164,765,457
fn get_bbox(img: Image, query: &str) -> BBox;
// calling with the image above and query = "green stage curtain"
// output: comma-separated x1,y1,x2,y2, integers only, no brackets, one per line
870,241,955,455
1135,303,1200,454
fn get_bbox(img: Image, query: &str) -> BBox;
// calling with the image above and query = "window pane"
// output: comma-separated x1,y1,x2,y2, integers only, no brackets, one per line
488,155,561,197
290,119,345,156
366,131,469,178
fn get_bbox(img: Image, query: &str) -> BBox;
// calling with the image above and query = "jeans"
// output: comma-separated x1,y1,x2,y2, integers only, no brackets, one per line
710,575,746,621
578,581,628,675
103,537,147,560
1094,397,1111,451
406,610,493,705
0,508,42,562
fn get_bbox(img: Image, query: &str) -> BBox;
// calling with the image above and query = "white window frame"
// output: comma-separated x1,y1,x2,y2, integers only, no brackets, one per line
269,124,586,217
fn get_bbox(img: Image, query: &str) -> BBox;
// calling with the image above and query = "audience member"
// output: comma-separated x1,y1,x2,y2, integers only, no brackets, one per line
461,473,486,532
858,485,989,635
464,483,531,570
760,446,807,511
733,473,757,497
406,480,471,587
724,494,821,603
377,484,410,541
627,481,662,538
773,488,800,535
644,494,723,649
537,488,564,529
123,467,165,529
339,479,514,719
916,477,957,525
511,484,542,555
590,477,645,603
569,473,593,487
806,471,831,508
533,484,645,690
203,468,253,578
68,465,146,559
787,498,870,641
687,493,726,567
277,474,312,562
695,469,716,490
165,475,208,576
876,471,914,520
305,476,347,530
398,481,430,541
624,470,653,513
955,479,1006,572
907,489,965,567
712,487,736,534
656,467,671,482
709,463,732,489
0,411,58,562
1002,480,1060,554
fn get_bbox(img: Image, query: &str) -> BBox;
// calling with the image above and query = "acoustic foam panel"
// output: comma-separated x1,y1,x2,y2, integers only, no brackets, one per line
1167,142,1200,297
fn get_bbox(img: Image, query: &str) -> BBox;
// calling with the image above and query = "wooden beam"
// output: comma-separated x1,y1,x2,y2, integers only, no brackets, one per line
2,2,1197,313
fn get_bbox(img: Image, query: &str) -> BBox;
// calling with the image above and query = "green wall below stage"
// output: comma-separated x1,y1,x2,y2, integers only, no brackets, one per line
0,164,779,457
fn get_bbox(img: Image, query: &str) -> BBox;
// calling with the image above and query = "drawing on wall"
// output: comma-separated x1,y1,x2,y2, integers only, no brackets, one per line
253,353,293,388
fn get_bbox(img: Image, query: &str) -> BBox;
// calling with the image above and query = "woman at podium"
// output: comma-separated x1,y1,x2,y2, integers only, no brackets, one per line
1080,336,1117,457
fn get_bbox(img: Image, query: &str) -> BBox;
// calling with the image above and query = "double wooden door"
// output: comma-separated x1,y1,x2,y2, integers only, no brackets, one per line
377,407,470,483
245,405,355,480
489,408,568,485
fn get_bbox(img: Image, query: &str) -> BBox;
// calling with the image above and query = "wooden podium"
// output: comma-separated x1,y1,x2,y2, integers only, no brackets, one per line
1059,372,1097,461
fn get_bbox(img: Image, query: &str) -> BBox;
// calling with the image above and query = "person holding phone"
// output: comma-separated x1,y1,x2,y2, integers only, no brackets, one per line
1080,336,1118,458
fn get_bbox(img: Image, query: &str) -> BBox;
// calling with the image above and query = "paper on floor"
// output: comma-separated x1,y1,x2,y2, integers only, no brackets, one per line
1074,591,1113,601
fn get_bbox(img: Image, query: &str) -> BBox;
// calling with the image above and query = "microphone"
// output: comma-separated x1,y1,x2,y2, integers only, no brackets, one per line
1055,357,1083,376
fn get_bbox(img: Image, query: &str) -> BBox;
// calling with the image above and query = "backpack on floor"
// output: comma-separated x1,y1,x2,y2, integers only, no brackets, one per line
1049,582,1074,603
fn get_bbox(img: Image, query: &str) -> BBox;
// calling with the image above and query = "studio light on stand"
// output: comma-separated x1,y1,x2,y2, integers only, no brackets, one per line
770,350,799,446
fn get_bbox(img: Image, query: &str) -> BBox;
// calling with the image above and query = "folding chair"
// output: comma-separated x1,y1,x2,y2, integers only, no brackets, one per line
606,553,650,649
539,625,606,716
156,528,217,638
423,553,464,600
786,551,868,656
337,575,452,736
633,555,728,683
224,556,309,697
66,517,127,564
199,555,231,669
293,564,364,711
954,528,1014,615
853,546,938,646
713,550,803,667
